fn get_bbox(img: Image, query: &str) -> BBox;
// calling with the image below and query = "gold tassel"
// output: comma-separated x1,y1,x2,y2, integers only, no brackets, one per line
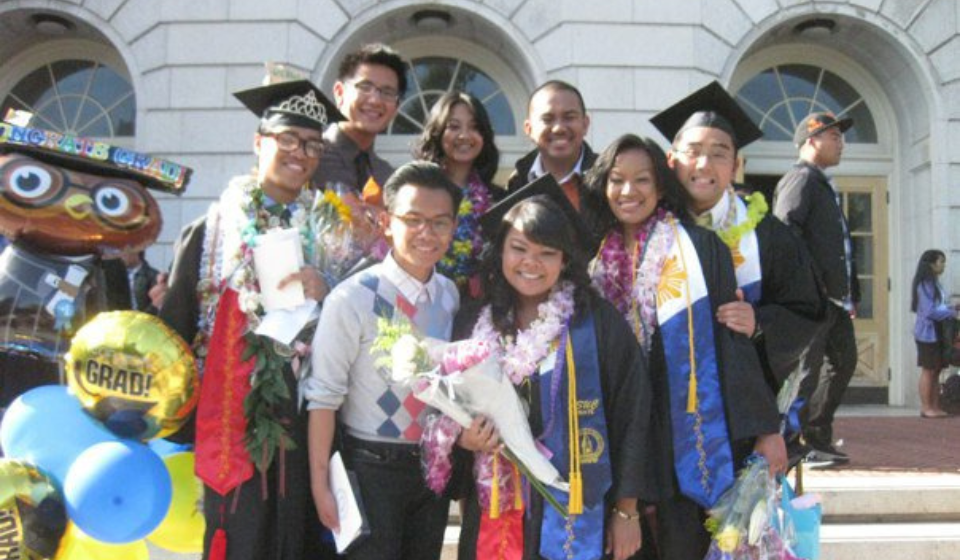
490,452,501,519
566,334,583,515
568,472,583,515
687,372,698,413
512,462,523,510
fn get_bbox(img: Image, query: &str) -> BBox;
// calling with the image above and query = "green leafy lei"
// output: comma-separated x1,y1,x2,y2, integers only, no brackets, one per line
716,191,767,250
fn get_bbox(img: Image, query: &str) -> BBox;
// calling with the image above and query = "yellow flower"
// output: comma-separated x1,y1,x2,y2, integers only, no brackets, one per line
321,190,352,224
716,526,741,552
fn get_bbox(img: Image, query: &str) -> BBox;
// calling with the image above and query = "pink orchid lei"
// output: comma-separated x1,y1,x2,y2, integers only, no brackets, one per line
421,339,496,494
472,281,576,384
590,208,675,352
465,281,576,510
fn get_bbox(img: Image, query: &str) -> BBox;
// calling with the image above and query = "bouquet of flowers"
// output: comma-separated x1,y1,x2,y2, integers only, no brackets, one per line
371,315,569,516
310,185,374,287
704,367,823,560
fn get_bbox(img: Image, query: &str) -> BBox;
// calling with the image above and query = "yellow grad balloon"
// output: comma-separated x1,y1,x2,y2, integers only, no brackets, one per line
65,311,198,440
0,459,66,560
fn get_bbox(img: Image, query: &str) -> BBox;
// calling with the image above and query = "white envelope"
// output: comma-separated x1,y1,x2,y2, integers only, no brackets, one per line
252,228,304,312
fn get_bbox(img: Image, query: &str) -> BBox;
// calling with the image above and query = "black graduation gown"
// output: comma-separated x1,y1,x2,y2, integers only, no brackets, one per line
752,214,825,392
646,224,780,560
158,217,330,560
455,294,656,560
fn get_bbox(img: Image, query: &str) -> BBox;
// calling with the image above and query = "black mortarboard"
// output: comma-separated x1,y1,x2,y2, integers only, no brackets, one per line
233,79,344,131
650,81,763,149
479,174,590,243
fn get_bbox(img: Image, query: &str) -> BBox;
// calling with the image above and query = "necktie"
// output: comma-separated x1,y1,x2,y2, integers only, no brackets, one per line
559,175,581,211
695,213,713,229
355,151,373,187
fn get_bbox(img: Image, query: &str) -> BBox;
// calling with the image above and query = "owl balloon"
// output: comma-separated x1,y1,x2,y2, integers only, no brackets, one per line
0,119,191,405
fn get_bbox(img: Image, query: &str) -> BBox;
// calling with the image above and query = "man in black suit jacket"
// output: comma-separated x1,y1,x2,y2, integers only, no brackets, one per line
504,80,601,254
773,112,860,466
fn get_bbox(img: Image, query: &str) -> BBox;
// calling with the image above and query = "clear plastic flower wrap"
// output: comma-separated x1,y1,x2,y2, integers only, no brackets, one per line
310,184,375,287
371,315,569,515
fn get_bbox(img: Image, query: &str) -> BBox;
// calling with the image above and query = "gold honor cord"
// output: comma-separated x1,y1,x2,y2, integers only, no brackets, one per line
565,333,583,515
669,217,699,413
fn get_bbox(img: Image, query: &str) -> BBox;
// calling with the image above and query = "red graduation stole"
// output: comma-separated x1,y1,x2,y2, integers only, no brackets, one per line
194,288,255,496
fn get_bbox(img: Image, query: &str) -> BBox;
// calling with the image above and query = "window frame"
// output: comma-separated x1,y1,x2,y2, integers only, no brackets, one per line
0,39,135,145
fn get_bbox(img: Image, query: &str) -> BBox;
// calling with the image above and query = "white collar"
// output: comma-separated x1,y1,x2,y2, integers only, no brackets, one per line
381,252,439,304
693,188,732,229
528,148,586,184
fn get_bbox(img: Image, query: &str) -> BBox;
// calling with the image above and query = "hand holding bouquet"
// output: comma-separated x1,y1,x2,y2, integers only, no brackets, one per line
371,315,569,516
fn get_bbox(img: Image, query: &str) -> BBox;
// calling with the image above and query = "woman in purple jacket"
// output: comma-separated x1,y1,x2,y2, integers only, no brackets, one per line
911,249,957,418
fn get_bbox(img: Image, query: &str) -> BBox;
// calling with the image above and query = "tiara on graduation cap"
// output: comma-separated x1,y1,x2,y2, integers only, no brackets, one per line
276,90,328,126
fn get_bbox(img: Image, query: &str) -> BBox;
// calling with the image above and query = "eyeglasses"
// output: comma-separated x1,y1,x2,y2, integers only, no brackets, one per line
673,146,735,165
262,131,323,158
349,80,401,103
391,213,455,235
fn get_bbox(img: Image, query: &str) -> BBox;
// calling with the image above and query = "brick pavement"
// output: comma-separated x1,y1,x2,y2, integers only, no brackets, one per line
825,415,960,473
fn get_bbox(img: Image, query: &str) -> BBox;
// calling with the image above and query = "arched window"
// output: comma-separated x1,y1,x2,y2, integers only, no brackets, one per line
388,56,516,136
735,64,877,143
1,59,135,137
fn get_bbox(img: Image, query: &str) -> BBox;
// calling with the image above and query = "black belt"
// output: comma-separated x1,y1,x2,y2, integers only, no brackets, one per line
342,433,421,463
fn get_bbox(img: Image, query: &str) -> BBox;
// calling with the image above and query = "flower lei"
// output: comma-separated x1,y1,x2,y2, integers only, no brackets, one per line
590,208,676,351
469,281,575,511
195,175,314,473
471,281,576,385
437,171,493,287
715,190,767,251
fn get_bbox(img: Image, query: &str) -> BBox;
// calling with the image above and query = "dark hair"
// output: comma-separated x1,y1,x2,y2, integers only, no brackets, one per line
338,43,408,97
480,195,595,334
527,80,586,114
584,133,688,235
413,91,500,185
911,249,946,312
382,161,464,213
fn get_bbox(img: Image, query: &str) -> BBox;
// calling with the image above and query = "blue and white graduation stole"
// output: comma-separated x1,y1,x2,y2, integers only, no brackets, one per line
656,220,734,509
538,311,612,560
728,195,762,304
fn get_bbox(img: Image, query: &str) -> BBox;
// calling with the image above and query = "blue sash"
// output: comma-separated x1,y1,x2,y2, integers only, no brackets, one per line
657,222,734,509
538,310,612,560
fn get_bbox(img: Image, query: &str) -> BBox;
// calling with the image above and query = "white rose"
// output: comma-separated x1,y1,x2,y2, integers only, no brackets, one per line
390,334,422,383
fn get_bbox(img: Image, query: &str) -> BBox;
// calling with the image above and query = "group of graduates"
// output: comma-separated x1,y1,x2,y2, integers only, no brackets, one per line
156,43,862,560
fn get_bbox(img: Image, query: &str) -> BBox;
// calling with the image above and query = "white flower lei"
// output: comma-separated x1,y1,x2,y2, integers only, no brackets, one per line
471,281,576,385
195,175,313,357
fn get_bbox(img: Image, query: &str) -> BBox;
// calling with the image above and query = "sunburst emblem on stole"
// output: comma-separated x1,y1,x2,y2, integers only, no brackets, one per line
656,255,687,306
729,245,746,269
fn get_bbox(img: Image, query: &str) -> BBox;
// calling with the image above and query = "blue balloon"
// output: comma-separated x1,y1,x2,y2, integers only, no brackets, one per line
63,440,172,543
0,385,116,484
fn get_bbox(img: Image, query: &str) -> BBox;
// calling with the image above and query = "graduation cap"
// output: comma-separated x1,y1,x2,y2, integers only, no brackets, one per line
479,174,591,244
650,81,763,149
233,79,344,131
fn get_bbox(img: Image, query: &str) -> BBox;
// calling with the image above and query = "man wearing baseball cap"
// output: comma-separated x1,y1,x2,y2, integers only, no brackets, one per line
773,112,858,467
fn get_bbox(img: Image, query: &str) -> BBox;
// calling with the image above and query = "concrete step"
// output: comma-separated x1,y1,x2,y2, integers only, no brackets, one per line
801,471,960,522
821,522,960,560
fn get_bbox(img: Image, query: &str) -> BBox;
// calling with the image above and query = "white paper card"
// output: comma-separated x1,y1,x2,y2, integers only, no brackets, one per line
252,228,304,312
329,451,367,553
254,301,319,345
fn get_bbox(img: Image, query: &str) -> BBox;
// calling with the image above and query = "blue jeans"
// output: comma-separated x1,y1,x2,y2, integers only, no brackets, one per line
342,436,449,560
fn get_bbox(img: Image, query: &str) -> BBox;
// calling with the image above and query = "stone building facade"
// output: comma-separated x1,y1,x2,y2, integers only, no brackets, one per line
1,0,958,408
